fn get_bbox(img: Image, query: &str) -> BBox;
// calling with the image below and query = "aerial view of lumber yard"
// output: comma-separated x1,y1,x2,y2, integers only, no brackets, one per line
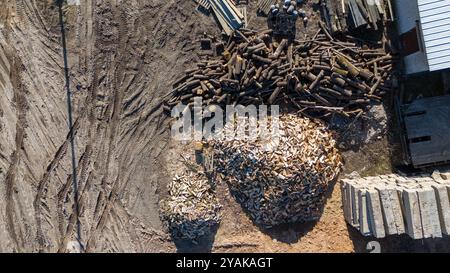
0,0,450,260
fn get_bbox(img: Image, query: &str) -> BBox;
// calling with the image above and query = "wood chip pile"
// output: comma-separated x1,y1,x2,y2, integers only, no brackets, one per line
165,25,396,118
160,171,222,240
212,114,342,228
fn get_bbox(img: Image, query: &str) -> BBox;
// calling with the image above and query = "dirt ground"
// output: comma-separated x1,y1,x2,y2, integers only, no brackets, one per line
0,0,449,253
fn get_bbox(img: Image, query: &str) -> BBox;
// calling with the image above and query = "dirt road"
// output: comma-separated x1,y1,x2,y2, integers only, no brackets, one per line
0,0,216,252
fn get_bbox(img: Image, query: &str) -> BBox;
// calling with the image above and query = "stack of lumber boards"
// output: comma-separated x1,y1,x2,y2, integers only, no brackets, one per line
321,0,394,34
257,0,277,15
195,0,212,10
233,0,249,4
194,0,245,35
341,171,450,239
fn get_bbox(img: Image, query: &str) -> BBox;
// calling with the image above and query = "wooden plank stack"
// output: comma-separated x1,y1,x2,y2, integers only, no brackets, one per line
321,0,395,34
257,0,277,15
164,25,397,118
233,0,249,4
194,0,245,35
195,0,212,10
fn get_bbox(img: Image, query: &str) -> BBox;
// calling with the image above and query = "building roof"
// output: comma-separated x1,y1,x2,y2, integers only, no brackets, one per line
418,0,450,71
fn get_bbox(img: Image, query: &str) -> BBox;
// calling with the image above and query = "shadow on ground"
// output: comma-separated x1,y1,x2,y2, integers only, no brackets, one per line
172,224,219,253
349,228,450,253
231,176,339,244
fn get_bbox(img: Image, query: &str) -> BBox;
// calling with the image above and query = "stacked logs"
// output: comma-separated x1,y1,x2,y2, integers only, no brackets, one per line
164,26,396,118
212,114,342,228
160,171,222,240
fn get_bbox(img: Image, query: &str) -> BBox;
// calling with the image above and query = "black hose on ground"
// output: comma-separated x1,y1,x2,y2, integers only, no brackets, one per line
57,0,84,252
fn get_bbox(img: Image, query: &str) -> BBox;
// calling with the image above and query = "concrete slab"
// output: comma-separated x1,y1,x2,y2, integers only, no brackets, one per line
431,170,444,182
341,181,353,224
376,185,405,235
390,188,406,235
367,189,386,238
343,171,448,239
403,189,423,239
432,184,450,235
376,185,395,235
417,188,442,238
358,189,372,236
441,172,450,180
350,183,360,227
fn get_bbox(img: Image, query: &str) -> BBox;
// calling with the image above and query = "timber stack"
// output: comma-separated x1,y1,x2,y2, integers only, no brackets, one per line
164,24,397,118
257,0,278,15
194,0,245,35
213,114,342,228
320,0,395,34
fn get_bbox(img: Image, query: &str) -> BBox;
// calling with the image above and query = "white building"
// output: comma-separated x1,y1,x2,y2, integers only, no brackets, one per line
395,0,450,74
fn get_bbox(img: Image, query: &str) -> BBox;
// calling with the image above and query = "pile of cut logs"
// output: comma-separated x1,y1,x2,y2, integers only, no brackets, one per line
165,25,396,118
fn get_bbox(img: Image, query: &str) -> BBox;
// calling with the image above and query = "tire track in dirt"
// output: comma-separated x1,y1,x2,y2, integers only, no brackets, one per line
5,55,27,252
52,14,100,250
56,148,89,252
3,0,218,252
33,117,81,251
84,3,130,250
83,1,176,251
82,0,211,251
56,0,99,251
14,0,28,28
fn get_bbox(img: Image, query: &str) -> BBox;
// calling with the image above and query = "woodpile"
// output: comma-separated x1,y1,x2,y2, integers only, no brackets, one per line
321,0,394,34
160,171,222,240
212,114,342,228
165,25,396,118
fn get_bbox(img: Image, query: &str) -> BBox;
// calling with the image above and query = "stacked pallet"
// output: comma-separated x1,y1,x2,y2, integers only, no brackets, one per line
341,171,450,239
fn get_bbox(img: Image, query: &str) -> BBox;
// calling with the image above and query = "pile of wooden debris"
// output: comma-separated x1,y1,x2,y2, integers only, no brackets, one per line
165,25,396,118
160,171,222,240
212,114,342,228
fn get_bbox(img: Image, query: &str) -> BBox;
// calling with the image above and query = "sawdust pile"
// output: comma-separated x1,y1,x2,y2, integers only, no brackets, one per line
213,114,342,228
160,171,222,240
